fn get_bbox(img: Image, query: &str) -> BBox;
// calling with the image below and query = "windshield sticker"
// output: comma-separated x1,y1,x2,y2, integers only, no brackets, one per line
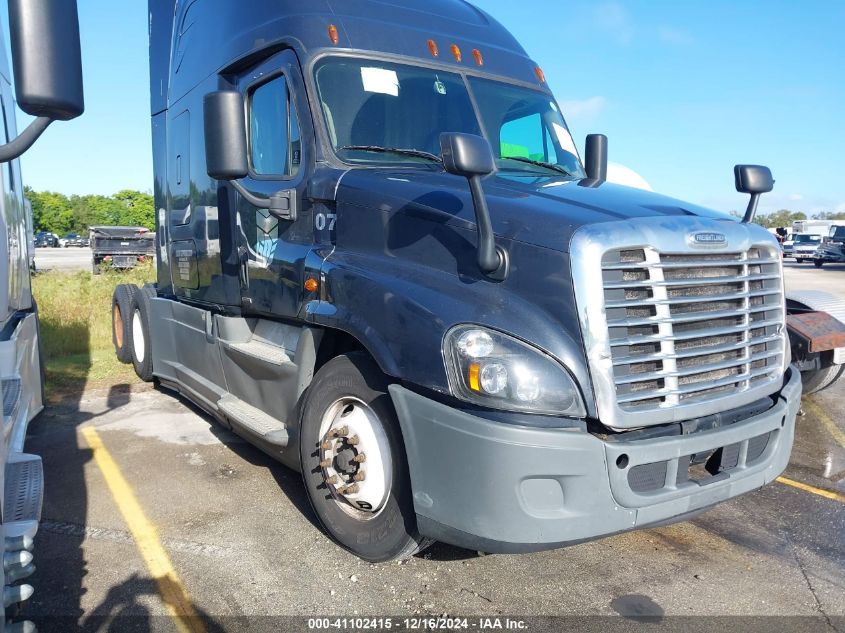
552,122,578,157
361,67,399,96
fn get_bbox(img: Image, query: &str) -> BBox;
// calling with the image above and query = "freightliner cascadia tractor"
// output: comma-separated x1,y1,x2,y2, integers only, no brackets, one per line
111,0,845,562
0,0,84,629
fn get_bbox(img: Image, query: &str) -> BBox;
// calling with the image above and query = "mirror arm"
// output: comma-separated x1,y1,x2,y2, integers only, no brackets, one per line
0,116,51,163
229,179,297,221
229,179,270,210
742,193,761,224
468,175,508,280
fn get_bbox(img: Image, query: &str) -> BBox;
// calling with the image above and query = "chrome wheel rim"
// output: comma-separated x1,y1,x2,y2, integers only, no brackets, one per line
317,397,392,519
132,309,145,363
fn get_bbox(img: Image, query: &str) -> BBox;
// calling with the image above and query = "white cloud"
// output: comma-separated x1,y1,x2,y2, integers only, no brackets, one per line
559,96,607,123
788,193,804,201
657,26,694,46
594,2,634,45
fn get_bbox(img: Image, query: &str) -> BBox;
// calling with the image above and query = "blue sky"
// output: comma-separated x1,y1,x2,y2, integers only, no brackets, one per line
6,0,844,217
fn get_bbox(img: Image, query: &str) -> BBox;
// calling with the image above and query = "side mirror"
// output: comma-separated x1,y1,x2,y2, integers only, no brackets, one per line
735,165,774,223
0,0,84,163
203,91,297,221
440,132,495,178
203,91,249,181
734,164,774,195
583,134,608,182
9,0,84,120
440,133,507,280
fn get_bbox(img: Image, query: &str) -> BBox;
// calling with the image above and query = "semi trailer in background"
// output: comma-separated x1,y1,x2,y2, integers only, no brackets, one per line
109,0,845,563
0,1,84,630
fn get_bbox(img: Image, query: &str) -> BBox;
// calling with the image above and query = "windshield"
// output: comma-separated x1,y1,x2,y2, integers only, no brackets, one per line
831,226,845,241
794,234,821,243
314,57,584,177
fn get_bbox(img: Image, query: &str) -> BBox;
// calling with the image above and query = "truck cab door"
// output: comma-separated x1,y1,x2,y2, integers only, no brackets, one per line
234,50,314,319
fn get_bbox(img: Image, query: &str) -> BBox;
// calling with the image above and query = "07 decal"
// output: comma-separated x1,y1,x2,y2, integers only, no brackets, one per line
314,212,337,231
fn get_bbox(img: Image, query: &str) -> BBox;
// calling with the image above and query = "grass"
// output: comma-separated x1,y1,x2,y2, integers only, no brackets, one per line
32,262,156,400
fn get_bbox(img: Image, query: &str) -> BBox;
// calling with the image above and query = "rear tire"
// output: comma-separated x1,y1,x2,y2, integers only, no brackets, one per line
801,365,845,394
299,352,433,562
814,260,824,268
129,286,156,381
112,285,138,364
796,258,804,263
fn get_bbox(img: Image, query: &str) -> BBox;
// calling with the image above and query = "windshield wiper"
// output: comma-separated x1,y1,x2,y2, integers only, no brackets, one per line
500,156,573,176
337,145,442,163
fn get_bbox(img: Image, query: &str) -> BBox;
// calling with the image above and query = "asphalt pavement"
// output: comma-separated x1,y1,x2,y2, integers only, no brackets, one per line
18,258,845,631
34,246,94,272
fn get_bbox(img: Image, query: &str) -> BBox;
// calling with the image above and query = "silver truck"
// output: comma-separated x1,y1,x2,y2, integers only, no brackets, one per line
0,1,83,630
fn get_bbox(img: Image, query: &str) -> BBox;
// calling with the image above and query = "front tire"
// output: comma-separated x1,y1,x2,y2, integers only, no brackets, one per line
814,260,824,268
796,258,804,263
299,353,432,562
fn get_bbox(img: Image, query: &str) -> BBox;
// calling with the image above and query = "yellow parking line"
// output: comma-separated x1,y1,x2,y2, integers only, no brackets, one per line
803,398,845,448
81,427,207,633
777,476,845,503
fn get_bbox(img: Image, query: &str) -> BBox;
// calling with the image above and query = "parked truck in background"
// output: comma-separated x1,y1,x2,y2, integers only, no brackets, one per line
90,225,155,274
813,225,845,268
108,0,845,562
0,1,84,630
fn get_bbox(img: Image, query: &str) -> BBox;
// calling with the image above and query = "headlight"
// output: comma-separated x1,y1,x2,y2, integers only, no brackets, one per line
443,325,585,417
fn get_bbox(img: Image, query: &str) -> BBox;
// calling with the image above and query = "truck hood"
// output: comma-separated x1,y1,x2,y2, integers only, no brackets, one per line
336,169,735,253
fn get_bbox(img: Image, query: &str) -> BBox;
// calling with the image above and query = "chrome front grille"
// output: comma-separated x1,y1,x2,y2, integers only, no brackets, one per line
571,218,788,430
602,247,784,411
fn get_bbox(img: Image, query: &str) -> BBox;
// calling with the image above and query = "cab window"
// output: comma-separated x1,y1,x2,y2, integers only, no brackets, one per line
248,75,301,177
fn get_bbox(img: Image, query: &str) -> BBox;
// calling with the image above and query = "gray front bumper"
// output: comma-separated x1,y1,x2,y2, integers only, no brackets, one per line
389,367,801,553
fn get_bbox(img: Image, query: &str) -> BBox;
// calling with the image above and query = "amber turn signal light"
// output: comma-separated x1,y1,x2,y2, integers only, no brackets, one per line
304,278,319,293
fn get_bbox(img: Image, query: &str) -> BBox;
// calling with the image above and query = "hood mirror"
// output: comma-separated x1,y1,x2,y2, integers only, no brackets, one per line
440,132,508,281
735,165,774,223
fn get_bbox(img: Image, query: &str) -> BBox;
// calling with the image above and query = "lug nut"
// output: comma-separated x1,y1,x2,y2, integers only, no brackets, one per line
326,475,338,485
339,484,359,495
347,435,360,446
330,426,349,438
320,441,332,450
353,454,366,463
319,459,331,468
353,472,366,482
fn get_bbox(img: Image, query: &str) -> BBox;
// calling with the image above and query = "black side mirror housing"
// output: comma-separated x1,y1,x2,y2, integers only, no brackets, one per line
9,0,84,120
734,165,774,195
203,91,249,181
735,165,774,223
440,133,507,280
583,134,608,182
441,132,495,178
0,0,85,163
203,91,296,221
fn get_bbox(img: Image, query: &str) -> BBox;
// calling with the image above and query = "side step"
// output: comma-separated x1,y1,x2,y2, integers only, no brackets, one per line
217,396,289,447
4,454,43,523
224,340,290,366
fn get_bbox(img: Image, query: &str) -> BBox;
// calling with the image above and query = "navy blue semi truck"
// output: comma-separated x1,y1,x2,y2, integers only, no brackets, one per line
110,0,845,562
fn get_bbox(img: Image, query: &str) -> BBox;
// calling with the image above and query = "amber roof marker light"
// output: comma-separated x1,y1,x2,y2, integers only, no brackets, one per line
451,44,462,63
328,24,340,45
427,39,439,57
472,49,484,66
534,66,546,84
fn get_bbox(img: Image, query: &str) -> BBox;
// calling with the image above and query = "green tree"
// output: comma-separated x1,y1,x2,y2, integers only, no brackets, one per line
755,209,807,230
26,187,156,234
813,211,845,221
